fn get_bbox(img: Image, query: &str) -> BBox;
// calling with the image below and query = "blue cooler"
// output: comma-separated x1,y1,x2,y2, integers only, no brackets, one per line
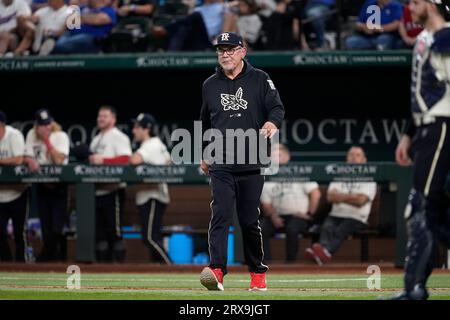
227,227,235,265
168,232,193,264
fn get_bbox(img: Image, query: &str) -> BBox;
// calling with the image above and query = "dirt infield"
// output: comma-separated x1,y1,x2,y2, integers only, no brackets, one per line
1,262,444,274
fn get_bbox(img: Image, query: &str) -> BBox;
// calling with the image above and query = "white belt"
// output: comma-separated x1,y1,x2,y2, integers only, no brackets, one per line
413,114,436,126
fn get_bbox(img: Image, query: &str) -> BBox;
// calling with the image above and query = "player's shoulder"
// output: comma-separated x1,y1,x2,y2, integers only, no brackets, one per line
203,73,219,88
35,6,49,16
25,128,36,140
431,25,450,54
142,136,164,149
110,127,129,139
14,0,28,7
251,66,269,78
328,181,341,188
51,129,69,138
251,66,274,86
5,125,24,138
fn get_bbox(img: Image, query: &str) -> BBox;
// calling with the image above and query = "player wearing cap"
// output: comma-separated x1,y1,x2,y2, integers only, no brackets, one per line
130,113,172,264
24,109,70,262
0,111,29,262
393,0,450,300
199,32,285,291
89,105,132,262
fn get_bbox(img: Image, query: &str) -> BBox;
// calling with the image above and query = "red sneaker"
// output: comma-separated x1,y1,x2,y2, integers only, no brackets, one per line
249,272,267,291
200,267,224,291
312,243,332,264
304,247,323,266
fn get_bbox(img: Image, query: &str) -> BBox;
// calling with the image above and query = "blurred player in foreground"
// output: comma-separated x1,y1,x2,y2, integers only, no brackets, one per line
394,0,450,300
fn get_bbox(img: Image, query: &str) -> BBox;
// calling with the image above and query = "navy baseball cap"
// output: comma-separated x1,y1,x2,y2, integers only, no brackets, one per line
0,111,6,124
213,32,244,48
35,108,53,125
133,113,156,129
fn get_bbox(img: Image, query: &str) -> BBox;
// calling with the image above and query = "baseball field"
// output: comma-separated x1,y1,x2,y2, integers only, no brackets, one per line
1,264,450,300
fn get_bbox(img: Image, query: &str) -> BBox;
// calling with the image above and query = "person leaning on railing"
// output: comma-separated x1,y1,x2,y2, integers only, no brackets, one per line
23,108,70,262
89,105,132,263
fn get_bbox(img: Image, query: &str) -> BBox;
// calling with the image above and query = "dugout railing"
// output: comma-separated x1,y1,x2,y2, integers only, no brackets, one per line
0,162,412,267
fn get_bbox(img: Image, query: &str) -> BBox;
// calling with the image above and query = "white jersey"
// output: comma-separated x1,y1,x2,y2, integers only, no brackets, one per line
25,129,70,165
34,5,71,34
135,137,171,205
0,125,25,203
260,181,319,220
327,182,377,224
90,127,132,196
0,0,31,32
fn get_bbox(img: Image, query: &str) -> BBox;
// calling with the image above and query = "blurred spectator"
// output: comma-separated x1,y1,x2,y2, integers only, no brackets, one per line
0,111,29,263
305,146,377,265
345,0,403,50
0,0,33,56
152,0,231,51
226,0,262,48
255,0,276,18
303,0,336,50
46,0,117,54
24,109,70,262
130,113,172,264
28,0,72,55
396,2,423,49
106,0,155,51
258,0,302,50
261,144,321,263
69,0,88,5
89,105,132,262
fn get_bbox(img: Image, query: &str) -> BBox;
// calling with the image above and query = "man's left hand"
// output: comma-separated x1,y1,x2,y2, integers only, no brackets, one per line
261,121,278,139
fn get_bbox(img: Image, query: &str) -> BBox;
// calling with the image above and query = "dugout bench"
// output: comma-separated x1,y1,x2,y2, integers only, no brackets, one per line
0,162,411,267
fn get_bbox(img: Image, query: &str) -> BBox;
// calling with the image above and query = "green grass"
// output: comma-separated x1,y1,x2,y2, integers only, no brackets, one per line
1,272,450,300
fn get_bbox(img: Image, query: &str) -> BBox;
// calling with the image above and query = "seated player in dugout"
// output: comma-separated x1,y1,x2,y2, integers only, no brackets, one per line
305,146,377,265
260,143,321,263
130,113,172,265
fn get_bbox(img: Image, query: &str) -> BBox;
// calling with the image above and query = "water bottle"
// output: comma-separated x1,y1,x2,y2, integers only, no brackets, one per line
26,246,35,263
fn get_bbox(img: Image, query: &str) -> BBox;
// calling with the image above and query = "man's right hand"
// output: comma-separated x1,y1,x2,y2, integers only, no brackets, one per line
200,160,209,175
271,214,284,229
395,135,413,167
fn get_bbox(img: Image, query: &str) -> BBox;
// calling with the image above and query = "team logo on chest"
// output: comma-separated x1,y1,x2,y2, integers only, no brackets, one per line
220,87,248,111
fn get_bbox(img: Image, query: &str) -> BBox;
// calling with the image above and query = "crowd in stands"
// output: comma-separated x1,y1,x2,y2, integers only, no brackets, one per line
0,0,424,55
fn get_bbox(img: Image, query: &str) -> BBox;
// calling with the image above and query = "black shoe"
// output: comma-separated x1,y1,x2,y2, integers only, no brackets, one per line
388,286,429,300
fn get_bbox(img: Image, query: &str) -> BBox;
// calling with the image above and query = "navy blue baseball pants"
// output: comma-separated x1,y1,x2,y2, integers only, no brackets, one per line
208,170,268,275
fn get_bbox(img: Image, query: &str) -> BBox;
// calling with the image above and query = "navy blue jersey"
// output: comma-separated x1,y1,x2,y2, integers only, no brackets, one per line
200,60,285,172
411,25,450,121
